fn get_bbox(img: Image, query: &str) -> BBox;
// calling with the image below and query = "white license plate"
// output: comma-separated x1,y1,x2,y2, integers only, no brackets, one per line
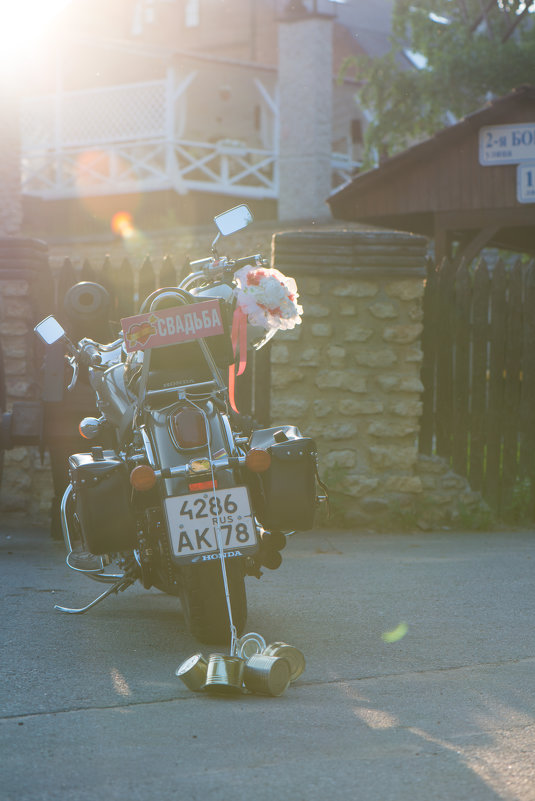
164,486,258,564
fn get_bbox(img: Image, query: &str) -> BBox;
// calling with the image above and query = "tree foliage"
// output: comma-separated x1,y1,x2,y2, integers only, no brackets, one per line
344,0,535,166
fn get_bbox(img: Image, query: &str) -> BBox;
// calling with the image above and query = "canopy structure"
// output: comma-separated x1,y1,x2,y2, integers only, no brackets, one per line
328,85,535,264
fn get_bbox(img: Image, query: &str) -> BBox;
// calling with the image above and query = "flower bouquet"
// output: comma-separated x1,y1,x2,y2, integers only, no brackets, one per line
233,265,303,335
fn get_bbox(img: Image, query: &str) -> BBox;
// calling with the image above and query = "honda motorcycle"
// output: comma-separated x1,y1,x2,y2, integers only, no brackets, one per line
35,206,326,647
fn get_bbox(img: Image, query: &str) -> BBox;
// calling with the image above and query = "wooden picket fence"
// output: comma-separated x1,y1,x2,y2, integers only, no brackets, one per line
53,254,271,424
420,256,535,518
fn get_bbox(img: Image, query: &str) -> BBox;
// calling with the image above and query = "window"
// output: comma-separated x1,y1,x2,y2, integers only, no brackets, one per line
185,0,200,27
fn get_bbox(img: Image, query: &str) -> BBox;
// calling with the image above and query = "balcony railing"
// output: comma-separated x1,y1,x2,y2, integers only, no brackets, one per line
21,78,360,201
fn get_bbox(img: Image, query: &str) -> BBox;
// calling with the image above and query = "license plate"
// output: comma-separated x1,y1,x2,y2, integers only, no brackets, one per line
164,486,258,564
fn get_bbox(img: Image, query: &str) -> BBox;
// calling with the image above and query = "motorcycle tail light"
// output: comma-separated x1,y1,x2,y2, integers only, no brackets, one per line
245,448,271,473
130,464,157,491
170,408,208,449
189,479,218,492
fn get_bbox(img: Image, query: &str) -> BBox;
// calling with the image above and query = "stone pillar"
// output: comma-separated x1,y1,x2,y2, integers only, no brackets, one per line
277,9,334,222
271,229,428,528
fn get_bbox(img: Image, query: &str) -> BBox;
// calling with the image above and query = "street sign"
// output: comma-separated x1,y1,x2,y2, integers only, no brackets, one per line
479,123,535,165
517,163,535,204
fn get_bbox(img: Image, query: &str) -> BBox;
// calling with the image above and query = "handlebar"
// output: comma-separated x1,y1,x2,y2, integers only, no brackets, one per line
188,254,264,275
78,340,102,367
64,338,105,391
179,254,266,293
188,256,222,270
232,254,263,269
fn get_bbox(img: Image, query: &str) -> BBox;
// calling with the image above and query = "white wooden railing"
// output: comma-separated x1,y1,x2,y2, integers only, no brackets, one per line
20,77,359,200
21,138,280,199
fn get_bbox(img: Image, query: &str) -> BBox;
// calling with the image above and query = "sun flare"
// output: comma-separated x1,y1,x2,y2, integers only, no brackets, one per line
0,0,71,69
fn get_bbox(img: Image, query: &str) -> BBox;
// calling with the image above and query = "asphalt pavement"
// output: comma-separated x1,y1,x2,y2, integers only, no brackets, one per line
1,522,535,801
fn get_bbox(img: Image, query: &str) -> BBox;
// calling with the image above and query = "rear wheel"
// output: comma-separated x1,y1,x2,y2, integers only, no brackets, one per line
179,559,247,644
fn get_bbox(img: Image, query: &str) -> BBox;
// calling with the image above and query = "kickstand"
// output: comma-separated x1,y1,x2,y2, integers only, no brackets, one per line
54,577,135,615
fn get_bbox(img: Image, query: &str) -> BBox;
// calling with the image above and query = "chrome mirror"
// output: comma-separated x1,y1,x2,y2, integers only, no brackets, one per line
34,316,66,345
214,205,253,237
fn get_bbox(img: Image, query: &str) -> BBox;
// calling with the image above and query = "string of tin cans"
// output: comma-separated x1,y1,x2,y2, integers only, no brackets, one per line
175,632,305,697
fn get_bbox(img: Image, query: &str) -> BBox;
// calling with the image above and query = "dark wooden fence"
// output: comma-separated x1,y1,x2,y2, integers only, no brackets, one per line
420,256,535,518
53,255,271,424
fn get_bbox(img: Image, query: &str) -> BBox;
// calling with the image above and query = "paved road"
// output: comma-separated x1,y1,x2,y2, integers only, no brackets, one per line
1,523,535,801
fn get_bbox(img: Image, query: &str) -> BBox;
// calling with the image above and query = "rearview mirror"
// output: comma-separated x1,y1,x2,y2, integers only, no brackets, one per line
214,205,253,237
34,316,66,345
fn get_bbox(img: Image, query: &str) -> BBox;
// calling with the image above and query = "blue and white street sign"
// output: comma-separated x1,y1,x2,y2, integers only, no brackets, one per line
517,163,535,204
479,123,535,165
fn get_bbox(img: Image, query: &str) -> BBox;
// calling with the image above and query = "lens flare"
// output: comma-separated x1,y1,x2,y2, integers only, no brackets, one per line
381,622,409,643
111,211,136,239
75,150,110,192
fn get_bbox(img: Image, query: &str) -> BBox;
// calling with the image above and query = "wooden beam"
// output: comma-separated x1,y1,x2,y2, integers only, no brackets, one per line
436,207,535,230
454,224,501,267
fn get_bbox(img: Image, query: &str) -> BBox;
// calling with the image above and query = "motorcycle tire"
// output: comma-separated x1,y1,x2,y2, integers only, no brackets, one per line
179,558,247,645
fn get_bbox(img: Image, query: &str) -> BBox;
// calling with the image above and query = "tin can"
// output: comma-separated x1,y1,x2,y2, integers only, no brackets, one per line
243,653,291,697
204,654,245,694
175,653,208,692
262,642,305,682
236,632,267,660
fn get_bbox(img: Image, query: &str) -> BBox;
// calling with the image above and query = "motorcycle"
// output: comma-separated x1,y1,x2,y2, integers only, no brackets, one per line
35,206,326,648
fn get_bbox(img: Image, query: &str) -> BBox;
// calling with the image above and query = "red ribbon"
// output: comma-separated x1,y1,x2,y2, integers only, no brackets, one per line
228,307,248,413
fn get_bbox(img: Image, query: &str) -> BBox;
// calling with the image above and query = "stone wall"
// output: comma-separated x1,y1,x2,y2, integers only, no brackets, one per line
0,267,54,520
270,229,489,529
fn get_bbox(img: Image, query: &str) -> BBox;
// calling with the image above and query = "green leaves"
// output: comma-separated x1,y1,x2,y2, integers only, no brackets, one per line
345,0,535,164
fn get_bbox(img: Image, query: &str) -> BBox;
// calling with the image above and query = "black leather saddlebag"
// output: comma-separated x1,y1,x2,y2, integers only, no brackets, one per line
250,429,317,532
68,450,137,555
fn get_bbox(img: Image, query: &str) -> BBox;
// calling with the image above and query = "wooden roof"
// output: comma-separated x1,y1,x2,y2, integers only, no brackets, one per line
328,85,535,260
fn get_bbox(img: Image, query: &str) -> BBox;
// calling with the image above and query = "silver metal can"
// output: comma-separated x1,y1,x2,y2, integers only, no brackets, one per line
243,653,291,697
262,642,306,682
204,654,245,694
175,653,208,692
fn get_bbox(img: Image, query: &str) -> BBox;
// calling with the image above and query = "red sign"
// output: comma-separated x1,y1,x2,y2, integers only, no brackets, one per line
121,300,225,353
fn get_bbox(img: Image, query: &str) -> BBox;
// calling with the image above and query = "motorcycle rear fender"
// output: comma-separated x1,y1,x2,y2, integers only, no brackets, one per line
144,401,238,498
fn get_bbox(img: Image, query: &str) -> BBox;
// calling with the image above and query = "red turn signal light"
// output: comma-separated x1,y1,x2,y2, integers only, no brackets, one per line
245,448,271,473
130,464,157,491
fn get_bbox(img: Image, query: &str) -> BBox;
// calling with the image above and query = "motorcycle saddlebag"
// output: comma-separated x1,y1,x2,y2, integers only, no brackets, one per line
68,450,137,555
252,432,317,532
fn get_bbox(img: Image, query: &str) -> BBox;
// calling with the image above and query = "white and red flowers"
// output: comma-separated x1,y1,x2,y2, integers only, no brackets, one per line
233,265,303,332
